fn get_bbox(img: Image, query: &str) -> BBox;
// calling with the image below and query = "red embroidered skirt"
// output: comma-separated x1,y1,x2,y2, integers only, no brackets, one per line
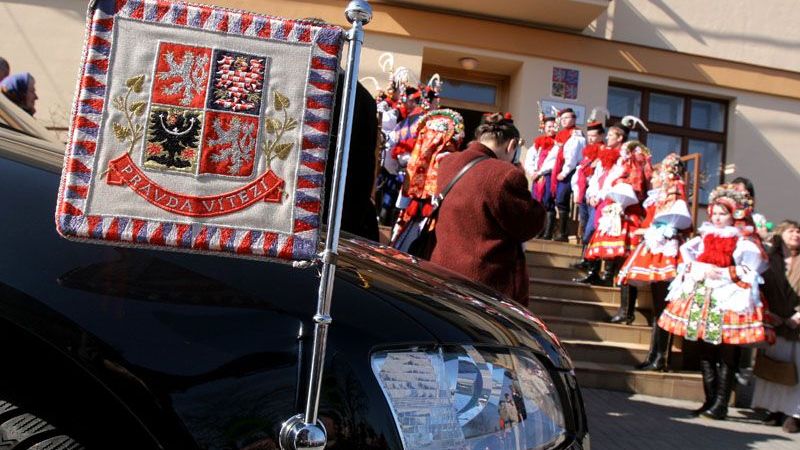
657,286,774,345
616,242,680,285
585,221,641,261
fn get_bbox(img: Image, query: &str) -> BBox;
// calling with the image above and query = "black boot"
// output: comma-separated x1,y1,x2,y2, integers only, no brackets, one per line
539,211,556,240
597,260,618,287
636,325,669,371
690,359,718,417
553,208,569,242
610,285,637,324
573,260,601,284
701,360,734,420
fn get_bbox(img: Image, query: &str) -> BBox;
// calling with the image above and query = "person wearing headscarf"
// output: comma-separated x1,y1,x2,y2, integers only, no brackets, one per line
0,72,37,116
658,183,772,420
752,220,800,433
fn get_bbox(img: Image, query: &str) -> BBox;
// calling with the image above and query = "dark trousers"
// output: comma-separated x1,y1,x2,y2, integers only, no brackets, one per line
554,170,575,212
582,205,596,245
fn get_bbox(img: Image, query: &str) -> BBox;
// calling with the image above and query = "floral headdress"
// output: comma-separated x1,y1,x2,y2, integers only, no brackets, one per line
708,183,755,220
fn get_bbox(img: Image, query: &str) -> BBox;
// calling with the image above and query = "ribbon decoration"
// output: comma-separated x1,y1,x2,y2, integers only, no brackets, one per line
106,153,284,217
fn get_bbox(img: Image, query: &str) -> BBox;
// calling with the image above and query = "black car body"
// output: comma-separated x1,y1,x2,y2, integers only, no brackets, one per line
0,111,588,449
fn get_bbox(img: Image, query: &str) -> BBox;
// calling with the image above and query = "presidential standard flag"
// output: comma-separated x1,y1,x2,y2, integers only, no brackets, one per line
56,0,344,262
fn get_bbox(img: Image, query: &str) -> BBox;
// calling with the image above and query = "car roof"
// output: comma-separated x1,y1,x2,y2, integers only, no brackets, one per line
0,93,64,171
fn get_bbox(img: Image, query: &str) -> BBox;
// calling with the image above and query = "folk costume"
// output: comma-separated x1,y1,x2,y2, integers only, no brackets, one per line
522,113,557,206
571,115,604,247
581,138,651,286
548,108,586,241
657,184,772,420
391,109,465,250
613,154,692,370
617,153,692,286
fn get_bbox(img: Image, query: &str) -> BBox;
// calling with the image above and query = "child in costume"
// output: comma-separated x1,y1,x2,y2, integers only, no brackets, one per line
612,154,693,370
658,183,772,420
578,116,650,285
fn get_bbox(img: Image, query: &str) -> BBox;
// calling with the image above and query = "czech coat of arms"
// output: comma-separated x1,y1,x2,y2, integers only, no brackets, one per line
56,0,344,262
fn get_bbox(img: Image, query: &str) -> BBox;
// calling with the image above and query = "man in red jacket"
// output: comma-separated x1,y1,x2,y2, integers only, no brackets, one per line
430,114,546,306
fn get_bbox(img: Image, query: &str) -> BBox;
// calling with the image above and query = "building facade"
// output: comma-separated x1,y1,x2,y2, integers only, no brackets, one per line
2,0,799,219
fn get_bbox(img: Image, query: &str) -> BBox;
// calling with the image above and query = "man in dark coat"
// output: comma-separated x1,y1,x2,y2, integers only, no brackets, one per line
430,114,545,306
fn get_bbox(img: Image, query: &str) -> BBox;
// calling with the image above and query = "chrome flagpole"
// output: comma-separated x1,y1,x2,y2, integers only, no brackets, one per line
279,1,372,450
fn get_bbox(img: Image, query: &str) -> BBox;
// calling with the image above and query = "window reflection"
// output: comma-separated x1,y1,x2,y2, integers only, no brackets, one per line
649,93,684,126
441,79,497,105
608,86,641,118
691,99,725,132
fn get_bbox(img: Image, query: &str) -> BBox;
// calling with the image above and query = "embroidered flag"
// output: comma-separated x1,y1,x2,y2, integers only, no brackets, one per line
56,0,344,262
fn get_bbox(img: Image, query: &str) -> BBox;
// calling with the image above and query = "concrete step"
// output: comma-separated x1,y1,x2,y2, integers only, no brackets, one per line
527,265,586,280
530,278,653,308
526,252,582,269
525,239,584,257
563,339,648,365
574,361,704,402
528,296,650,326
540,315,654,346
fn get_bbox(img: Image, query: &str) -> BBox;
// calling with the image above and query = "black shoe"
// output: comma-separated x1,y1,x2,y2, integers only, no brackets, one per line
636,353,667,371
636,324,670,371
763,412,786,426
553,208,570,241
573,260,601,284
609,285,637,324
690,360,718,417
540,211,556,240
700,361,734,420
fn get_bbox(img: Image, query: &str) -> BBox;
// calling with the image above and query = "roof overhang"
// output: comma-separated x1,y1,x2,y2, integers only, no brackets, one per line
374,0,610,32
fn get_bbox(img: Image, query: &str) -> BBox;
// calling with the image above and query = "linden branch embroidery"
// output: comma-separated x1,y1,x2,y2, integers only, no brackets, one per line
111,74,147,155
262,90,298,169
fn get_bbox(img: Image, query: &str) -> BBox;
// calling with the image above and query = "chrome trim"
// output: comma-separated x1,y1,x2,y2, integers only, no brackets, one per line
279,1,373,449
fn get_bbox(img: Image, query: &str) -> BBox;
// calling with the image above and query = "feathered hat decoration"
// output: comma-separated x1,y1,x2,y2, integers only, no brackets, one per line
537,101,555,131
620,115,649,132
587,107,609,125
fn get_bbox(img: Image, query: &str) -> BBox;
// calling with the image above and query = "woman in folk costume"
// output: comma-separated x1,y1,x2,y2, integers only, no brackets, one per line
658,184,772,420
577,117,651,285
612,154,693,371
522,112,557,212
391,109,465,251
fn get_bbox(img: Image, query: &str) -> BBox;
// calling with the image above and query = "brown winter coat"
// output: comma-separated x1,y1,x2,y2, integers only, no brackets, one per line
430,142,545,305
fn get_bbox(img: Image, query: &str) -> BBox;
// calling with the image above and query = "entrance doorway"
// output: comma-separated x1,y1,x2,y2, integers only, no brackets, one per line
422,64,509,149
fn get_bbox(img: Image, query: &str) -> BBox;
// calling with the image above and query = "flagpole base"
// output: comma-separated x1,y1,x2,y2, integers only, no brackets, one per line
279,414,327,450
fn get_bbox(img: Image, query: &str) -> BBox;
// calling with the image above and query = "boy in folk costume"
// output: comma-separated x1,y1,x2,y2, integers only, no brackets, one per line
613,154,693,370
658,184,772,420
522,112,557,217
548,108,586,241
391,109,465,250
576,117,649,285
571,109,606,269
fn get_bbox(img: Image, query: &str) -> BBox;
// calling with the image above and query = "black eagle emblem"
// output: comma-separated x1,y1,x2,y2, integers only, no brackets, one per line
147,109,202,168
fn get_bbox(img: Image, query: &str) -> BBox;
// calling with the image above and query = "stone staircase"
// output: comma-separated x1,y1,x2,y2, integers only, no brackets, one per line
526,239,704,401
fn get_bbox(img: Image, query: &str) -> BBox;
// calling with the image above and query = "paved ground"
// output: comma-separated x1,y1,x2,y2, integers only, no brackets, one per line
583,388,800,449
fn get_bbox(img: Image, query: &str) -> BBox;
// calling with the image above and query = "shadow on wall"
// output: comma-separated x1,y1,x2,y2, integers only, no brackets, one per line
729,108,800,222
593,0,800,58
3,0,85,18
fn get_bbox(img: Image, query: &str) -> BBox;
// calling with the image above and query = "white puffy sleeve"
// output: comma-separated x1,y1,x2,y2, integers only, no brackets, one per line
680,236,703,263
559,135,585,177
522,145,538,179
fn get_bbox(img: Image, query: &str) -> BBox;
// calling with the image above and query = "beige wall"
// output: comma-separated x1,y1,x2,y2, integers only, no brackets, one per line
586,0,800,73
